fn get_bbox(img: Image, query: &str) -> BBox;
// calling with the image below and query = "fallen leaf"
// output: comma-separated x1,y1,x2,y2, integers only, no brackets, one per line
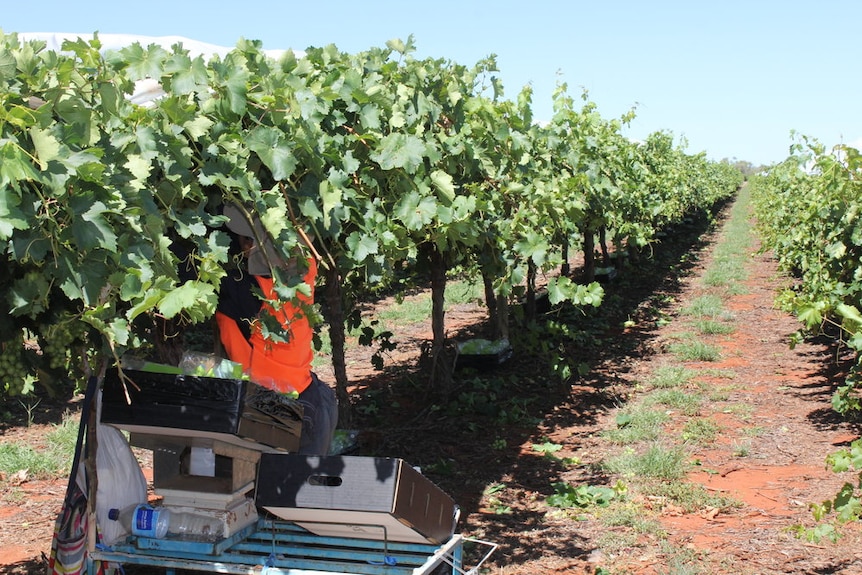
10,469,29,485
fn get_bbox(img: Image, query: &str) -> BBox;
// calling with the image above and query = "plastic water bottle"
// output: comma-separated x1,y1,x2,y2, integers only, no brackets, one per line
109,504,170,538
167,509,224,540
109,504,224,540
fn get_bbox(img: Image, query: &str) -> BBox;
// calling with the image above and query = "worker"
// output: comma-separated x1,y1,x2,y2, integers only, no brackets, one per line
215,204,337,455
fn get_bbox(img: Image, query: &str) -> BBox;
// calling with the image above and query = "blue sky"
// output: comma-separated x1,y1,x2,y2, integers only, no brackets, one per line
4,0,860,166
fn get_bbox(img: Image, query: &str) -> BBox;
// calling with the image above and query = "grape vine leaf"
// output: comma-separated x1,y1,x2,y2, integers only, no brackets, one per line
371,133,426,172
346,231,379,262
0,193,28,239
158,281,217,321
837,303,862,326
247,127,297,181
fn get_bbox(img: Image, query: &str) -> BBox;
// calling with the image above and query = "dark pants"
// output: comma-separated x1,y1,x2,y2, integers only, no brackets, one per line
297,373,338,455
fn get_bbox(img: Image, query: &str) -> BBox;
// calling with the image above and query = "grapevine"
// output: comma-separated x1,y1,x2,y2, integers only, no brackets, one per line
0,31,741,408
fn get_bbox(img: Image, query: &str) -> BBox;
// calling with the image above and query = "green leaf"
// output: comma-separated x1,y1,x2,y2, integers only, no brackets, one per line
165,54,209,95
616,413,633,428
120,42,169,81
73,201,118,252
825,241,847,260
394,190,436,231
0,192,29,240
125,154,152,182
371,134,426,172
346,231,379,262
385,38,408,54
58,253,110,307
359,104,381,131
532,442,562,455
247,126,297,181
220,59,250,115
0,141,41,186
515,231,549,267
183,116,215,140
430,169,455,203
828,451,850,473
29,127,61,169
834,483,862,523
319,180,343,230
158,280,217,321
7,271,51,315
106,318,131,347
837,303,862,326
797,304,822,329
126,290,163,322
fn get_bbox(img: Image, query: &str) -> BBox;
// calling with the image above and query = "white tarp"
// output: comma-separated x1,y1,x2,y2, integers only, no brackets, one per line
17,32,289,61
16,32,294,105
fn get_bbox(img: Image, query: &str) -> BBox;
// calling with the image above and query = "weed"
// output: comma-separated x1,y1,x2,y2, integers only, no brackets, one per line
681,295,725,318
18,398,41,427
0,486,26,504
603,407,669,444
594,529,641,556
669,340,721,362
598,501,664,533
424,458,455,476
546,481,623,509
0,411,78,480
604,443,689,481
722,403,755,422
650,480,740,513
660,543,709,575
648,389,702,416
482,483,513,515
706,384,737,402
695,319,735,335
648,365,695,389
681,418,720,445
732,440,752,457
375,279,483,329
700,369,736,380
740,425,766,437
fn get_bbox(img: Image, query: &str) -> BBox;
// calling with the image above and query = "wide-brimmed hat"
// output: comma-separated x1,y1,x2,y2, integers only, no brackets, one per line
223,204,287,276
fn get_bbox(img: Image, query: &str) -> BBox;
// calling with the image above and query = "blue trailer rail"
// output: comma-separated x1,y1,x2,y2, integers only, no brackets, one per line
89,518,495,575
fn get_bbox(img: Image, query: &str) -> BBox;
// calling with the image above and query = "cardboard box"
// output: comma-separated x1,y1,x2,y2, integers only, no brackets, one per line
129,434,260,503
155,482,255,510
101,368,302,452
254,454,459,545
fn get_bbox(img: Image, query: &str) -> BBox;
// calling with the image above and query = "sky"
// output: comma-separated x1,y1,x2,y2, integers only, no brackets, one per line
3,0,861,167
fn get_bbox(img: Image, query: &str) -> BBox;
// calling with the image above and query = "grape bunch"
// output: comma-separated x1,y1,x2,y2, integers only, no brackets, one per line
0,331,35,395
39,319,89,374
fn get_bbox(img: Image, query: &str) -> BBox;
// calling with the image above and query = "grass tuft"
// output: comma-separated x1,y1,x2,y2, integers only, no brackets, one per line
669,339,722,362
604,443,689,481
602,407,670,444
648,365,696,389
0,411,78,480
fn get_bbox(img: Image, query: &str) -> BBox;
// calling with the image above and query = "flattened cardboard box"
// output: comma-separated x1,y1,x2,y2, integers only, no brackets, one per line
100,368,302,452
255,454,459,545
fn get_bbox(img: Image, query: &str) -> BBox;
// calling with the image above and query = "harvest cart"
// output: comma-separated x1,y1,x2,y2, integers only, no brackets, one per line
77,369,496,575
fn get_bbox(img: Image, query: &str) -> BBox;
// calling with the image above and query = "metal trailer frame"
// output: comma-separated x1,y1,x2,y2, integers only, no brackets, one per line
89,518,497,575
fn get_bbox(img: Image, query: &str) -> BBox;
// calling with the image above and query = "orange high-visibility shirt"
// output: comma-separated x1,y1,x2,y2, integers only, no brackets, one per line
216,258,316,394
